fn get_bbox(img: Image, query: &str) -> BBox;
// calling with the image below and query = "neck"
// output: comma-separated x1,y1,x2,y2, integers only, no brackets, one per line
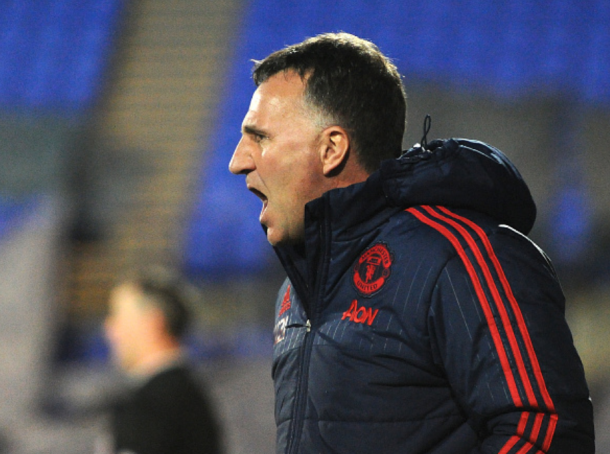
129,343,183,379
330,160,370,190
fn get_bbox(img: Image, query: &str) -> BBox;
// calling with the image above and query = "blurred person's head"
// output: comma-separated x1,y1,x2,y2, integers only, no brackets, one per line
229,32,407,246
104,267,194,375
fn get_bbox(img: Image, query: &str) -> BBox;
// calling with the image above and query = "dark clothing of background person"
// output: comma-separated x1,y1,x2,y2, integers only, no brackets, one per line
271,139,595,453
111,364,223,454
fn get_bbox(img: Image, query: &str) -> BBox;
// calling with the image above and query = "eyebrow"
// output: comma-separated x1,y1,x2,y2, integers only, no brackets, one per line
242,124,267,137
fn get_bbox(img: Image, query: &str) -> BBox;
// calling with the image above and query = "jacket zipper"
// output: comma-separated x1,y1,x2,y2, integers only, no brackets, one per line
285,208,332,454
285,319,315,454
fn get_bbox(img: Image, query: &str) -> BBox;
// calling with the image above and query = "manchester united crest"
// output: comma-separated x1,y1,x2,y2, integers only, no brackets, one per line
353,243,393,297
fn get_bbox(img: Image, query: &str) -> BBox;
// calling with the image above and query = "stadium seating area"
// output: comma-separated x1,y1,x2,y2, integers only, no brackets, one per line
0,0,124,245
1,0,608,275
184,0,610,277
0,0,123,113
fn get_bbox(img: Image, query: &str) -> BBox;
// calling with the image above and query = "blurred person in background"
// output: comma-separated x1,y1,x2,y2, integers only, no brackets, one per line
102,267,223,454
228,32,594,453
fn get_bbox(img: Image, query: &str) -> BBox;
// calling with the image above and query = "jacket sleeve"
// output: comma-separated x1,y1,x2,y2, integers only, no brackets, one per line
427,224,594,454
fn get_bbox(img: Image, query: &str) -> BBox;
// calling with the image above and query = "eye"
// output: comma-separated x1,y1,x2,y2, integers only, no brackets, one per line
252,133,266,143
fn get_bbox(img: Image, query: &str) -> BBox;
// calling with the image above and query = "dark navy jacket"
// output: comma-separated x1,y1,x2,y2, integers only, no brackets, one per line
271,138,594,454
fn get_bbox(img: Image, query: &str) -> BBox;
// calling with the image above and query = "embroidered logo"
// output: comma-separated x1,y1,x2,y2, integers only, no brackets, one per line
274,285,292,345
342,300,379,326
274,316,288,345
353,242,393,296
279,284,291,317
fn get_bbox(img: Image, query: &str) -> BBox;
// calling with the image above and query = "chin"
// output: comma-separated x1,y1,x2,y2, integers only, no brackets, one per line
266,235,282,247
265,229,287,247
265,222,304,247
268,233,305,248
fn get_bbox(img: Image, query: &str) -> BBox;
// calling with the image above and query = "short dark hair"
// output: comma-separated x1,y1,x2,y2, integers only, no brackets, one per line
124,266,197,340
252,32,407,173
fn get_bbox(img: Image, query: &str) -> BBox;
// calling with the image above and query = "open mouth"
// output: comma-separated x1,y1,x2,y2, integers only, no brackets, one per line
248,186,269,222
249,186,267,203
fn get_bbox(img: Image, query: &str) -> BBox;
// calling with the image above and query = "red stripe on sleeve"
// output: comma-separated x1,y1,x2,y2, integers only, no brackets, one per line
529,413,545,446
499,412,531,454
542,414,558,452
437,206,556,413
515,441,538,454
499,435,520,454
422,206,539,408
434,206,558,452
408,206,559,453
406,207,522,406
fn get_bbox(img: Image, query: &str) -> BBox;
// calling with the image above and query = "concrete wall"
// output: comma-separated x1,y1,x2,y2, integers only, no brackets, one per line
0,196,66,453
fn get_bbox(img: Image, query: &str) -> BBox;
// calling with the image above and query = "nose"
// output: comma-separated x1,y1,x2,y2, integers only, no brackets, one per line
229,137,255,175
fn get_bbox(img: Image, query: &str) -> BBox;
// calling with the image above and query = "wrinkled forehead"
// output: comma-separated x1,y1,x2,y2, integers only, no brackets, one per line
244,72,320,131
253,71,307,109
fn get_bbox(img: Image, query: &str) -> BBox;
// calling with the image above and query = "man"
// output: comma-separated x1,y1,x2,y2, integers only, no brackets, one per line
228,32,595,453
103,268,223,454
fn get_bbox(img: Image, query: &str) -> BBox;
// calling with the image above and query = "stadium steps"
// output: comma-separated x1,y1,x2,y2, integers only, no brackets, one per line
66,0,242,318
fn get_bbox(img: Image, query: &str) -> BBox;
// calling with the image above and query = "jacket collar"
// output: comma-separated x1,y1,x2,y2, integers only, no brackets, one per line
380,138,537,235
274,137,537,301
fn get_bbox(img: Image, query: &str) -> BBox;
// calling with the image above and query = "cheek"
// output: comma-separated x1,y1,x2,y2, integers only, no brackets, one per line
263,142,324,208
104,317,120,344
290,160,325,201
107,316,136,348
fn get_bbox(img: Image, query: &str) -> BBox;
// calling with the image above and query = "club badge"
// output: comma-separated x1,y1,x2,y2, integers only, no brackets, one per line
353,242,393,297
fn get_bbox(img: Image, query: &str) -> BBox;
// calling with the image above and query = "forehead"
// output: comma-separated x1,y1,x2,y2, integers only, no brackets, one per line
243,71,308,125
110,284,144,312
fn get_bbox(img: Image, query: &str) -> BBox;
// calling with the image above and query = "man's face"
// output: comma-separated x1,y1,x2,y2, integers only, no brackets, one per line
104,284,152,372
229,71,329,246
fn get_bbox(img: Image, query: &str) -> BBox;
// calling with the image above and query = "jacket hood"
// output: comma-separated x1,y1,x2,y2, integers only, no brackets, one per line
380,138,537,234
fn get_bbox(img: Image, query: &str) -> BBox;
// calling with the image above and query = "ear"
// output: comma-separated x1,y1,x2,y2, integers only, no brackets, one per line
319,126,350,176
